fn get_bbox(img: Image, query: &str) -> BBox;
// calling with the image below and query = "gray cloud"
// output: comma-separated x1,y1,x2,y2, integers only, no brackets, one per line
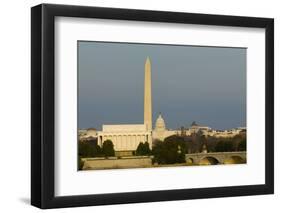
78,41,246,130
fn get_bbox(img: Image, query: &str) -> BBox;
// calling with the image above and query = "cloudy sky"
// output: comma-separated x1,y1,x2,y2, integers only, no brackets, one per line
78,41,246,130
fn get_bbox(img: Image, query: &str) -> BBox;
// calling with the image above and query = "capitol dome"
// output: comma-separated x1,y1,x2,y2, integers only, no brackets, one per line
155,113,166,131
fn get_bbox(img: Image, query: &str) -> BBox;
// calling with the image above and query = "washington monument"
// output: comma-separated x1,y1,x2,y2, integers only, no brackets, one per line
144,57,152,131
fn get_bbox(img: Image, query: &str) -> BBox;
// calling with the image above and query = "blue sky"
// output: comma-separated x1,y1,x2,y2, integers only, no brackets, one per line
78,41,246,130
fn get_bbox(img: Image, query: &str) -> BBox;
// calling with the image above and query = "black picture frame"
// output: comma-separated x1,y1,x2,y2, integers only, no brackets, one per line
31,3,274,209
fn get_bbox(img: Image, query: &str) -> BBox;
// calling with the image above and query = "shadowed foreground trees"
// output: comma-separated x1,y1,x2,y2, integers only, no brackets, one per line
136,142,151,156
151,133,247,164
152,135,187,164
102,140,115,157
185,133,247,153
78,133,246,168
238,139,246,151
78,139,102,157
215,141,234,152
78,139,115,158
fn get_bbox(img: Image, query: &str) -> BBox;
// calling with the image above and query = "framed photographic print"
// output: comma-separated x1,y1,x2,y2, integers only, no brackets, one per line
31,3,274,209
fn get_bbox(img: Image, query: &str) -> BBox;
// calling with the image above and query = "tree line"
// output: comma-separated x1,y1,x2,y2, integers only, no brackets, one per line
78,139,115,170
183,133,246,153
79,139,115,158
78,132,246,167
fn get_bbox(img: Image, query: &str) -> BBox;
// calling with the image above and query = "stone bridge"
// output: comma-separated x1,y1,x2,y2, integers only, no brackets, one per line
185,151,246,165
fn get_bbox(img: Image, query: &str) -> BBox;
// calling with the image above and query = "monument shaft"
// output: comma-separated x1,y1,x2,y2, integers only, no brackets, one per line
144,57,152,131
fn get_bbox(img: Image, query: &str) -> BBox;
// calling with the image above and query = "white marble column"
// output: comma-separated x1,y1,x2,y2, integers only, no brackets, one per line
101,136,103,146
131,135,134,150
113,135,116,149
136,135,140,144
125,135,128,150
120,135,123,150
117,135,121,150
134,135,137,150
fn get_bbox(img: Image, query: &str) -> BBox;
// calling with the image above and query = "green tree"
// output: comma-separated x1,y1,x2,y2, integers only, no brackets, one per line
136,142,151,155
102,140,115,157
164,135,188,154
238,139,246,151
205,140,217,153
136,142,145,155
189,133,205,153
78,139,102,158
143,142,151,155
232,135,243,151
215,141,234,152
164,135,185,143
152,139,186,164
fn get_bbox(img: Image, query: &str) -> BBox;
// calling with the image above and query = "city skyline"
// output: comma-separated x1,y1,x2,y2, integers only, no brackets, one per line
78,41,246,130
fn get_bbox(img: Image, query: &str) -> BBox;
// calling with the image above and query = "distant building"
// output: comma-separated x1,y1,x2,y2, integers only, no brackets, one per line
152,113,178,141
97,124,150,153
210,127,246,138
189,121,211,134
79,128,98,141
176,122,246,138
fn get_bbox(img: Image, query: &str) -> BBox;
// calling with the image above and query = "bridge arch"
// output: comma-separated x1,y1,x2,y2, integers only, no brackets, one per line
186,157,194,165
224,156,245,164
199,156,219,165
